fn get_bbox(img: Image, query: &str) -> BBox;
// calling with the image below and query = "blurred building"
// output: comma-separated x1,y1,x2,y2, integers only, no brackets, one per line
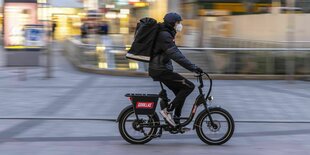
181,0,272,18
3,0,310,45
296,0,310,13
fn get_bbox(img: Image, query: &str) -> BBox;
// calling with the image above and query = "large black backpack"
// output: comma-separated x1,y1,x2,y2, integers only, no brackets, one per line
126,17,159,62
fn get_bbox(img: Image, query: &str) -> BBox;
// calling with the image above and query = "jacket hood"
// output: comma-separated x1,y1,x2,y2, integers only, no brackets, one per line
159,23,176,38
163,12,182,27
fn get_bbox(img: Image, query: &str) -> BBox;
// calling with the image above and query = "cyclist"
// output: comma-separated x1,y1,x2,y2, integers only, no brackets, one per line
149,13,203,127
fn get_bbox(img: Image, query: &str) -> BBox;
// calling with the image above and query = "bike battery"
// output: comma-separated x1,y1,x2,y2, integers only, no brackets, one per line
128,94,159,115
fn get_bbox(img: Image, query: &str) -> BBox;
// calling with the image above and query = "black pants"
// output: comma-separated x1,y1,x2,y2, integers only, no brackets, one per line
156,71,195,117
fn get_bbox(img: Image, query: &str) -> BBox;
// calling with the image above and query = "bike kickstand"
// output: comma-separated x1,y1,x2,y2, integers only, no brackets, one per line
152,127,163,138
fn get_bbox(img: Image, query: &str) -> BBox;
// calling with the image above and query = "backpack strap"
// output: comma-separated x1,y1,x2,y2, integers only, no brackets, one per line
150,23,161,61
151,25,175,59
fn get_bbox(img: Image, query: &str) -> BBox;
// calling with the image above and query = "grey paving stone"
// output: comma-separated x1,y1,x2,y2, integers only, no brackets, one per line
0,43,309,154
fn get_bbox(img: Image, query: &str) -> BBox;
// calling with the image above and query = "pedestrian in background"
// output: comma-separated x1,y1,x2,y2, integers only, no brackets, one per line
81,22,88,39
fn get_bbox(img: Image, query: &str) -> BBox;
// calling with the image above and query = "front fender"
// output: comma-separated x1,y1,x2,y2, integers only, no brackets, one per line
116,105,133,122
193,106,222,130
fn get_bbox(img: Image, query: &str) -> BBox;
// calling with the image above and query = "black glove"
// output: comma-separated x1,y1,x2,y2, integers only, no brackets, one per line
194,67,203,74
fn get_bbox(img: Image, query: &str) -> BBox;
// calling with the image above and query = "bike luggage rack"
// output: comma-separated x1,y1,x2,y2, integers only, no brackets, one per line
125,93,159,115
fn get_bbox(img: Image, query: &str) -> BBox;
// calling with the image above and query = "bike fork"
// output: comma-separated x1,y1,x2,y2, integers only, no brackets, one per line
203,103,216,127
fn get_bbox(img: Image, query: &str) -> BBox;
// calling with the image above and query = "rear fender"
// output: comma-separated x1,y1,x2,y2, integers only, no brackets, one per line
116,105,133,122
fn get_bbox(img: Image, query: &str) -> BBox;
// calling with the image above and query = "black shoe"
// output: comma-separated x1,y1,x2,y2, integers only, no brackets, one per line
174,116,180,125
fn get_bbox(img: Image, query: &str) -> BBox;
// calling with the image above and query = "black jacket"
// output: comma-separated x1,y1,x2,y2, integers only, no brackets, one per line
149,23,198,78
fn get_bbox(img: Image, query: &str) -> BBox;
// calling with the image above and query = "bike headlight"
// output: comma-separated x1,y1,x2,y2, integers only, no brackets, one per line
208,96,214,101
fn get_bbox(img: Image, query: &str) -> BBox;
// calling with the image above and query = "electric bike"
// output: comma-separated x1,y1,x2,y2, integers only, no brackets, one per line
117,72,234,145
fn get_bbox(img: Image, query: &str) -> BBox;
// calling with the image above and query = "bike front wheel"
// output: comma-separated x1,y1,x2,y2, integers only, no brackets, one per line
118,107,159,144
195,107,235,145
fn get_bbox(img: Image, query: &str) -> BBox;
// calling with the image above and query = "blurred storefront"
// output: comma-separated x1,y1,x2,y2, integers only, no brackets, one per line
48,0,84,40
195,0,272,15
50,8,83,40
3,0,38,49
2,0,84,48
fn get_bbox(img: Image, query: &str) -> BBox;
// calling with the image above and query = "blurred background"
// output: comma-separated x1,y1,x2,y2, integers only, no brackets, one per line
1,0,309,76
0,1,309,154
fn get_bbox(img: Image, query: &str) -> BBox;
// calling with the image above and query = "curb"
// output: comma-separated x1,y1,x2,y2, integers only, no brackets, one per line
63,49,310,80
74,64,310,80
74,64,310,81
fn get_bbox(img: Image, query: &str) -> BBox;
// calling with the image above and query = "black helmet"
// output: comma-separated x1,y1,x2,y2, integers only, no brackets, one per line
163,12,182,27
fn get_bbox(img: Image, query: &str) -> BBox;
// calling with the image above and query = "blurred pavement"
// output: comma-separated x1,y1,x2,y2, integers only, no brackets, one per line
0,43,309,155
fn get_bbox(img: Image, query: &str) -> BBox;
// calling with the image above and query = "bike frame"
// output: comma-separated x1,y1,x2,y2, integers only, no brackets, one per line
158,72,213,128
126,72,216,134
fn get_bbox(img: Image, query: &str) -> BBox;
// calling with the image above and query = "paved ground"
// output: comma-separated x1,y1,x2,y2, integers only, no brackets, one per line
0,43,309,155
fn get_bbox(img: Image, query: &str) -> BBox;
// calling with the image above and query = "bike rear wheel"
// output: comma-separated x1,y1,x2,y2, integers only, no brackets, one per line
118,107,159,144
196,107,234,145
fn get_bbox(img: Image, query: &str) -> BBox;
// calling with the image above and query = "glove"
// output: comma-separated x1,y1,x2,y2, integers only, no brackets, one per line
194,67,203,74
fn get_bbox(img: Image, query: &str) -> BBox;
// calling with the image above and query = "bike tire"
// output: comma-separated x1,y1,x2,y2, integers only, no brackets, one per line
195,107,235,145
118,107,159,144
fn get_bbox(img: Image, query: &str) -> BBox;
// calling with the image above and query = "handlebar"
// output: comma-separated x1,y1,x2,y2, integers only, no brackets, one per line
196,72,213,101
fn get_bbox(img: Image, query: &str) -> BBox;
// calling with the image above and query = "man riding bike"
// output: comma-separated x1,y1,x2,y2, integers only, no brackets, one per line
149,13,203,127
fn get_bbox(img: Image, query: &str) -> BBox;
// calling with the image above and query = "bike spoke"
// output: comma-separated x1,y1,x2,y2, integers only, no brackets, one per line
201,113,230,141
123,112,153,140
